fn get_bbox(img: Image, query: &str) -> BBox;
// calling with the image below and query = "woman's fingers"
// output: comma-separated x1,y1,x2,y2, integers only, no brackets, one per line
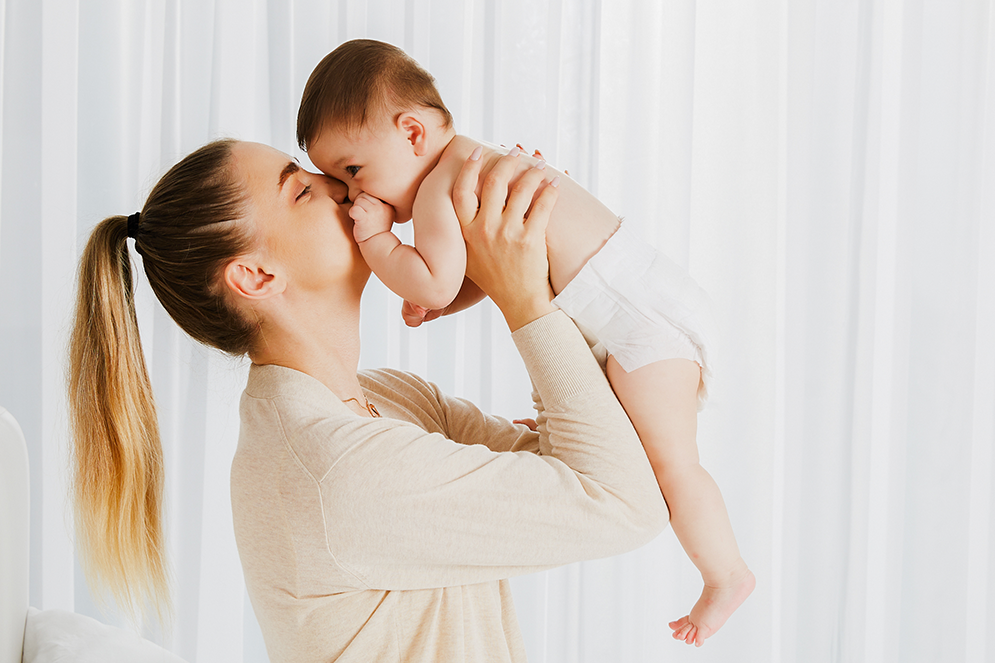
452,145,484,226
513,418,538,431
525,176,560,241
477,146,525,220
455,145,555,235
504,165,557,238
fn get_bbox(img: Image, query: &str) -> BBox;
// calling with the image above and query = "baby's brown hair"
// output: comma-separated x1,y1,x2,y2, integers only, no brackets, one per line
297,39,453,152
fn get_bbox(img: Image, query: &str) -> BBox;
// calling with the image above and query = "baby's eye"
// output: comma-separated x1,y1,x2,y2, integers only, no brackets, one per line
296,184,311,201
345,165,360,177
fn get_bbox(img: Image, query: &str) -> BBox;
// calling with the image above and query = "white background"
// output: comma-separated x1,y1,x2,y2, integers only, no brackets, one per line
1,1,993,661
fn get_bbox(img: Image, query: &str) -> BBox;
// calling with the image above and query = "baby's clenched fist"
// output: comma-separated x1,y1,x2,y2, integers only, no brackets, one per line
350,192,396,243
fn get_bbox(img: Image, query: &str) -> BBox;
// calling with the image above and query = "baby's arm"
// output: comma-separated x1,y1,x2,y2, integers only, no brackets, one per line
351,180,466,310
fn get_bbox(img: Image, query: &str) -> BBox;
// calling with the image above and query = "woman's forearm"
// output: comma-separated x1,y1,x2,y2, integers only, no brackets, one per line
512,310,668,533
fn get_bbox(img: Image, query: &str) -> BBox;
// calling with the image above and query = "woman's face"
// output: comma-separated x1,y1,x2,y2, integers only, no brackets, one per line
231,141,370,297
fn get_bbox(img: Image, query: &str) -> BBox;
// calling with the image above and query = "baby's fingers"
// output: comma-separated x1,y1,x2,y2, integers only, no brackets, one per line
353,192,378,210
401,301,428,327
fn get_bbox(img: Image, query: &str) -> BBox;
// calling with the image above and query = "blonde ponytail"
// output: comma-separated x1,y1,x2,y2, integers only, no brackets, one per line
67,138,250,621
68,215,167,617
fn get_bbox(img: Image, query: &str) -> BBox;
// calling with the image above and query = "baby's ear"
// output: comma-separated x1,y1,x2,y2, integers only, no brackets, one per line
397,112,428,156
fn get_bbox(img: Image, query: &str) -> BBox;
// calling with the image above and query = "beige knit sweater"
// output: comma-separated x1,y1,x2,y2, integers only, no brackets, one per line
230,311,668,662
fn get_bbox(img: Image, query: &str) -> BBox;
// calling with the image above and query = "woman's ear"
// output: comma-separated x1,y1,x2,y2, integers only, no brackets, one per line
397,112,429,157
224,258,286,301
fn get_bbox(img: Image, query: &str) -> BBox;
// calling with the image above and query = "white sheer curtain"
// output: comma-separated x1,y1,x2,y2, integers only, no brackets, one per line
1,1,992,661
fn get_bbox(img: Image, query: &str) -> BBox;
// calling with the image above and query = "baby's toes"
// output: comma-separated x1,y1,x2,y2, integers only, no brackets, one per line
671,618,693,641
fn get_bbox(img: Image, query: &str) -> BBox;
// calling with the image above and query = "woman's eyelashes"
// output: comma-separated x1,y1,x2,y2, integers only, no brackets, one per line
345,165,360,177
295,184,311,202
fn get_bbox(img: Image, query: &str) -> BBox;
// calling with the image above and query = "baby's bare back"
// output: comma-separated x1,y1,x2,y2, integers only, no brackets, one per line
434,135,621,295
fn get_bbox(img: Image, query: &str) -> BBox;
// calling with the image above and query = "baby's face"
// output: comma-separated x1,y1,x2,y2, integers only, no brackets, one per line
307,120,422,223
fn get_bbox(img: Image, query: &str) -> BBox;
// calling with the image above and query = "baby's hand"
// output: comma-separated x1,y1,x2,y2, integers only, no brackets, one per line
401,300,445,327
350,192,395,243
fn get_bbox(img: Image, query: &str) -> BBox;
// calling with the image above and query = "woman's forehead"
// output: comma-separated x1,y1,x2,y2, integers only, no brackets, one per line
231,142,296,195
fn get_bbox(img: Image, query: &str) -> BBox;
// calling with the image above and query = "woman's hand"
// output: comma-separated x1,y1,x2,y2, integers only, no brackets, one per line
453,146,559,331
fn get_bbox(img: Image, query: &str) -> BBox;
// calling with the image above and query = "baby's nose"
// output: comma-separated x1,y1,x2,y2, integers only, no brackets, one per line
347,183,362,202
327,177,349,204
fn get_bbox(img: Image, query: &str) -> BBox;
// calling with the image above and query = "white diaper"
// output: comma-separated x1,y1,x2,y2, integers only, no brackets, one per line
552,223,714,409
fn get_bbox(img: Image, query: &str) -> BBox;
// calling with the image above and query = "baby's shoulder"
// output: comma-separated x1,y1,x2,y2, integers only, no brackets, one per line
417,136,480,203
425,135,514,188
442,134,485,160
429,135,480,181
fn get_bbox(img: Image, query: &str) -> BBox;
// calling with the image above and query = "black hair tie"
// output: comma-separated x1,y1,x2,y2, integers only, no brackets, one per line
126,212,141,239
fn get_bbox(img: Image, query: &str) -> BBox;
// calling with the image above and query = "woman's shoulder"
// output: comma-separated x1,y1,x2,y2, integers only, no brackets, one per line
242,363,343,416
237,366,411,482
238,364,454,439
240,363,443,420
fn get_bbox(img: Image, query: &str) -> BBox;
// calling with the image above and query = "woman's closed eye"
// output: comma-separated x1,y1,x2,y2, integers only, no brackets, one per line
345,165,360,177
296,184,311,202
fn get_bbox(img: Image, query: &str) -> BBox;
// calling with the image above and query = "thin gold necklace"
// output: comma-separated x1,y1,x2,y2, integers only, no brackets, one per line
342,397,381,418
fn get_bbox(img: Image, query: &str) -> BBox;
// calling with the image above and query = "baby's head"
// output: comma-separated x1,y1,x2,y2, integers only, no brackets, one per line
297,39,454,220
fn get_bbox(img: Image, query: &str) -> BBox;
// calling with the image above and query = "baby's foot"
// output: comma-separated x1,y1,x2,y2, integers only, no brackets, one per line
668,568,755,646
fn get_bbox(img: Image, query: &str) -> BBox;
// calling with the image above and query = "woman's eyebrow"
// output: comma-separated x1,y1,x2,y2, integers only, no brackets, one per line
278,161,300,189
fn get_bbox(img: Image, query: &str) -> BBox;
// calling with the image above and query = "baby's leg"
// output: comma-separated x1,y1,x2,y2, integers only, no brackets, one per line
607,356,754,647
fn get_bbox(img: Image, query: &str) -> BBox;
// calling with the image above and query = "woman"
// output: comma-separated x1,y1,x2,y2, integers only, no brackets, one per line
68,139,667,662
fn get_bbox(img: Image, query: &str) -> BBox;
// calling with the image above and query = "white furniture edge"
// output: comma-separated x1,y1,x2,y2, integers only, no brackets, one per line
0,407,29,663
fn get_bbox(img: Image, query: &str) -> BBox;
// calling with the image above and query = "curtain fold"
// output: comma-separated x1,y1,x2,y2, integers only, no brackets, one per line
1,1,992,661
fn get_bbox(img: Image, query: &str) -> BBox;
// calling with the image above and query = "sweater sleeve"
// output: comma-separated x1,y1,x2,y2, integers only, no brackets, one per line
357,368,541,455
307,310,668,591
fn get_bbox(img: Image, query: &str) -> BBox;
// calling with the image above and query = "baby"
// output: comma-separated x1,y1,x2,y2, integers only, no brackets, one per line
297,39,754,647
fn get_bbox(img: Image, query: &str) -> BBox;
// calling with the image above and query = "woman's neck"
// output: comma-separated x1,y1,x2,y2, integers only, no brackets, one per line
248,294,366,401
